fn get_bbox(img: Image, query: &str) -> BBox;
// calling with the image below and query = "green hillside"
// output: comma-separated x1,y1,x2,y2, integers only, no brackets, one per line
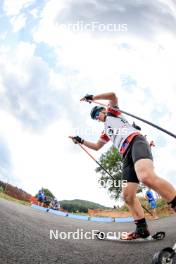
60,199,111,213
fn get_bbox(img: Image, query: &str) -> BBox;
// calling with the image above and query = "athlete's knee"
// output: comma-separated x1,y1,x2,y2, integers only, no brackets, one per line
135,166,155,185
140,174,158,188
123,192,136,205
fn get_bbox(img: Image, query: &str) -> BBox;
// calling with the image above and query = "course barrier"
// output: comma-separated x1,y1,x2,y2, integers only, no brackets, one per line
31,204,134,223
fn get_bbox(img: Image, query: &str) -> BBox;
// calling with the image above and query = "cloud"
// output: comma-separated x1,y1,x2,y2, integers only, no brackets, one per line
53,0,176,40
0,41,101,136
0,136,11,171
3,0,36,17
121,74,137,92
10,13,27,32
1,68,57,130
0,42,67,131
0,135,20,185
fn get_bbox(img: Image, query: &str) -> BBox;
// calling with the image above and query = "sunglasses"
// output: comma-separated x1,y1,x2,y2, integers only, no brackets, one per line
94,110,101,120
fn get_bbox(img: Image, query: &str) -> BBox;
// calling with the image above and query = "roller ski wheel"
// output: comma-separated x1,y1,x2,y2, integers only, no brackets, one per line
152,247,175,264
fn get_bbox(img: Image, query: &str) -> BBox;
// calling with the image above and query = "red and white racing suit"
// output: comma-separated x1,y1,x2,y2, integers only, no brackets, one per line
99,106,140,155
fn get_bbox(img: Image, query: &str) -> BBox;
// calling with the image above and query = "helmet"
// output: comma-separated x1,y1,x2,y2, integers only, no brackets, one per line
90,106,105,120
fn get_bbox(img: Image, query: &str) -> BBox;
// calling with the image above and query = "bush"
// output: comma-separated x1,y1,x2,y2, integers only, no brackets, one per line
0,186,4,193
156,198,167,208
119,204,129,212
0,181,6,189
0,180,31,201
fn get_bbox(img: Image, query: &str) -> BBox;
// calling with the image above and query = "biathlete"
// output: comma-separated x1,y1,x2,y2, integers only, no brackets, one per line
70,92,176,240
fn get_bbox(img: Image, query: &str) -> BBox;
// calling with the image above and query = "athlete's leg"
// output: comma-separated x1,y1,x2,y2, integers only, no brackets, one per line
122,139,151,239
135,159,176,203
131,135,176,211
122,182,150,239
123,182,144,220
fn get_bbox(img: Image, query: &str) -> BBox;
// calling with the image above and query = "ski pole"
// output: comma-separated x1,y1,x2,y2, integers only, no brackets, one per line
69,136,115,179
78,143,116,180
92,100,176,139
141,205,154,216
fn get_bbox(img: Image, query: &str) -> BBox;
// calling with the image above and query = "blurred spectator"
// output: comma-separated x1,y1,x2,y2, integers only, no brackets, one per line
37,189,45,207
43,196,52,207
145,188,159,220
49,197,60,210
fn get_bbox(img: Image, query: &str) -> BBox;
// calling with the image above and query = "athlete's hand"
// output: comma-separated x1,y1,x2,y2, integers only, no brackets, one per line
69,136,84,144
80,94,94,103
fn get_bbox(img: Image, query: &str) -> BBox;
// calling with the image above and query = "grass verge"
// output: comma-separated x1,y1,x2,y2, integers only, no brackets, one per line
0,192,30,206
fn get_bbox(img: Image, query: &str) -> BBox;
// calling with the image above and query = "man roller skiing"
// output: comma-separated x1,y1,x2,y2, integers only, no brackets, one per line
70,92,176,240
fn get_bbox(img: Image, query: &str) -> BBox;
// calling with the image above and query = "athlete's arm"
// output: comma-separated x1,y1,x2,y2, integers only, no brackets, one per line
83,130,110,150
69,136,106,151
83,139,105,151
93,92,118,107
81,92,118,107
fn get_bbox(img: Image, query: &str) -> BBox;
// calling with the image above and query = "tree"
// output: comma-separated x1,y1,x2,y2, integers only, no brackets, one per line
43,188,55,198
96,147,146,201
96,147,123,200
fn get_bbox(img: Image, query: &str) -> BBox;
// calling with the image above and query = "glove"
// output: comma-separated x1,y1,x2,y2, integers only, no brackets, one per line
132,122,141,131
83,94,94,102
72,136,84,144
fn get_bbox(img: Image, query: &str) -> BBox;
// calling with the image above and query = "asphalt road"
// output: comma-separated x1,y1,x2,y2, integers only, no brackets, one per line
0,198,175,264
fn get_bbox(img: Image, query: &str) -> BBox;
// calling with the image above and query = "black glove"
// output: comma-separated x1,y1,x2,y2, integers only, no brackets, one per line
72,136,84,144
83,94,93,102
132,122,141,131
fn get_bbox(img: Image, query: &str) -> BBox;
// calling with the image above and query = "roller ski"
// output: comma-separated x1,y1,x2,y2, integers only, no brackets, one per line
152,242,176,264
96,231,165,243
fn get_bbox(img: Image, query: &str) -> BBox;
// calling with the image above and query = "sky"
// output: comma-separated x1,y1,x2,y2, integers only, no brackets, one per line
0,0,176,207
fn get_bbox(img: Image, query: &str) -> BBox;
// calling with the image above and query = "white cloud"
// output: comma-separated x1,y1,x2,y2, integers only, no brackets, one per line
0,41,67,130
10,13,27,32
0,32,8,40
3,0,36,17
29,8,39,19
